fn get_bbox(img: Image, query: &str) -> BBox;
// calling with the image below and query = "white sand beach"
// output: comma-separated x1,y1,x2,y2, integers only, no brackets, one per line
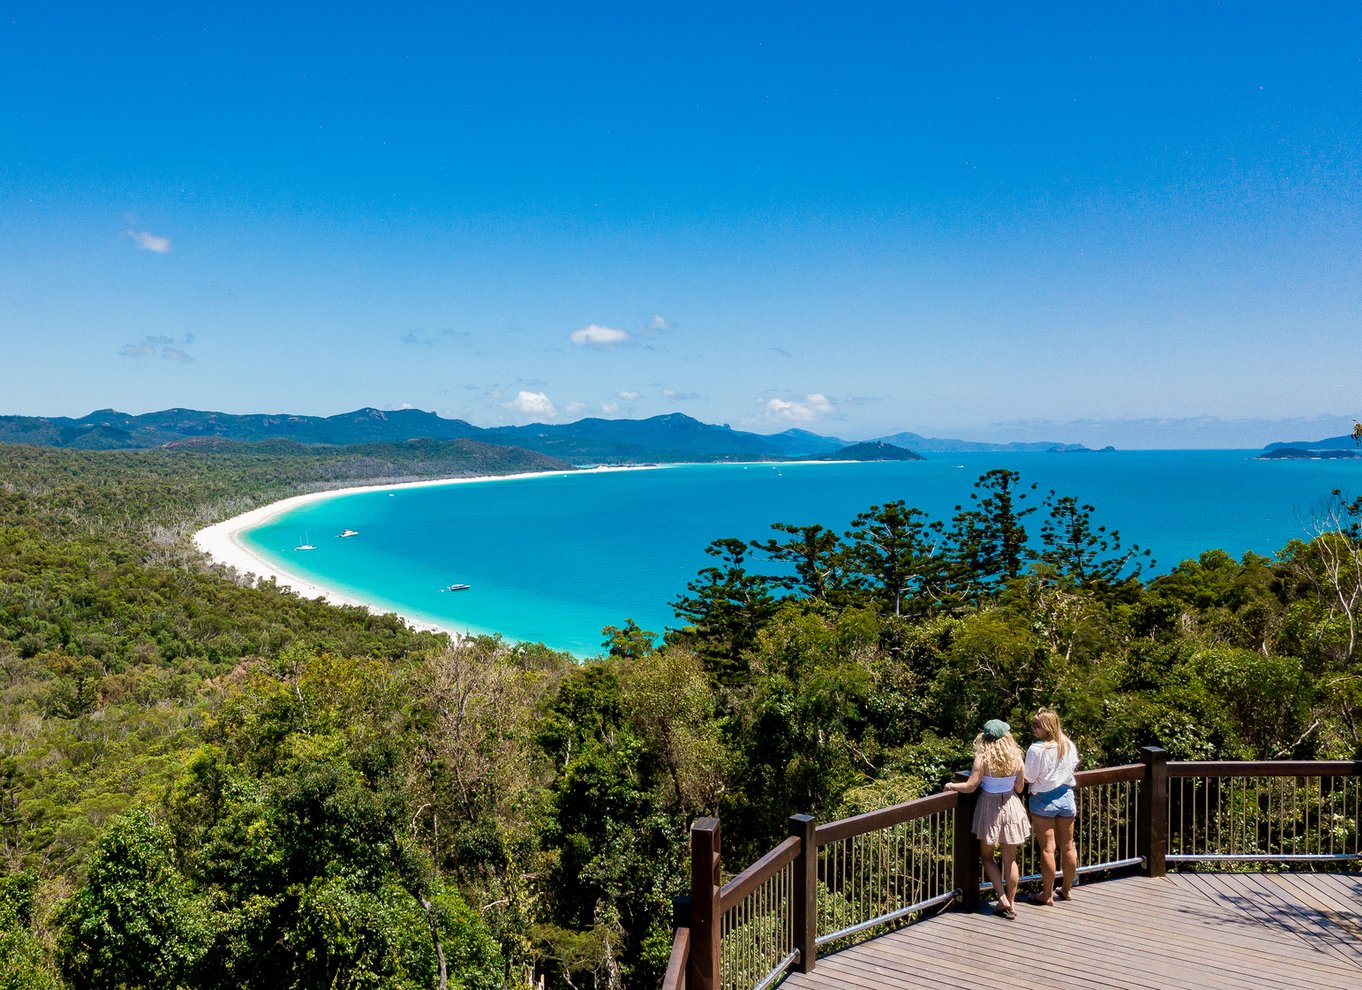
191,466,661,636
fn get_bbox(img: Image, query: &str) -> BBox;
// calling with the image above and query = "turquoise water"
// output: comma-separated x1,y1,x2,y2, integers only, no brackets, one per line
240,453,1362,656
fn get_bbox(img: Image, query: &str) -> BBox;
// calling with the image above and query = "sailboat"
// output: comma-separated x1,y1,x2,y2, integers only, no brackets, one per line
294,532,316,551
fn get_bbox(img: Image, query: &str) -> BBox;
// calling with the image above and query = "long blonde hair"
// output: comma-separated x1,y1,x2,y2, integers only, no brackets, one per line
973,732,1023,776
1034,708,1069,759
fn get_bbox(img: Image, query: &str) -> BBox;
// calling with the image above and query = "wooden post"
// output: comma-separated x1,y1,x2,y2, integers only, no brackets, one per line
789,813,817,974
1139,746,1168,877
951,770,980,910
687,817,722,990
672,895,691,929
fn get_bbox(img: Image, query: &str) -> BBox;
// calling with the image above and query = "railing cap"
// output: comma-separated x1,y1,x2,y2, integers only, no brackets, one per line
671,896,691,928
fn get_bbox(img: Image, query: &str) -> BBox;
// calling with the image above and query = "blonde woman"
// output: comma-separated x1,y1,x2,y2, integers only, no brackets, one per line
945,719,1031,919
1022,708,1079,904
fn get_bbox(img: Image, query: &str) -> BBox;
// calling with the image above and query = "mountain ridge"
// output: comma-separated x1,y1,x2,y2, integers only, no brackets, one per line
0,407,1094,461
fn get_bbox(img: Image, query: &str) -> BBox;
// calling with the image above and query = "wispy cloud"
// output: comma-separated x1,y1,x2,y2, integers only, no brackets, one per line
763,393,835,422
503,390,557,417
119,334,194,362
125,229,172,253
570,324,631,346
661,387,701,402
648,314,672,332
617,390,641,401
401,328,469,346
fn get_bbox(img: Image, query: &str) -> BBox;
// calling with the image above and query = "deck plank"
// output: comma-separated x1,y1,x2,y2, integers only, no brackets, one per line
1171,872,1362,970
779,874,1362,990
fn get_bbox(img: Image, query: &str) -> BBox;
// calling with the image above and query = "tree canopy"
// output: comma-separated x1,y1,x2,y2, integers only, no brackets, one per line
2,444,1360,988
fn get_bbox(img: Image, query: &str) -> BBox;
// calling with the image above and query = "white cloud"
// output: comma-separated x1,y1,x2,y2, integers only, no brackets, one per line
125,229,172,253
570,324,630,346
617,390,641,401
601,401,620,414
564,400,587,416
764,393,836,422
504,390,557,416
649,314,672,332
119,334,194,362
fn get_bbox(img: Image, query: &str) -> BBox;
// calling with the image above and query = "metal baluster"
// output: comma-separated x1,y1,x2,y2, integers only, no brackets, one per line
1198,777,1205,857
836,839,845,937
1230,776,1236,855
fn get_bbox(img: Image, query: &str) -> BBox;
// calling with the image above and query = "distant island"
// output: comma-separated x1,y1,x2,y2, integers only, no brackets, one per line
0,407,1102,464
1260,447,1362,460
809,441,924,462
1260,432,1362,460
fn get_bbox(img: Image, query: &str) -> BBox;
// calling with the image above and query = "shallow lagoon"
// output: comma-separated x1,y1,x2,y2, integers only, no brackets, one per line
241,452,1362,656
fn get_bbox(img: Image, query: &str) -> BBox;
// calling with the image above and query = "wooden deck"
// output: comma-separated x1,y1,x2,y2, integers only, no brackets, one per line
779,873,1362,990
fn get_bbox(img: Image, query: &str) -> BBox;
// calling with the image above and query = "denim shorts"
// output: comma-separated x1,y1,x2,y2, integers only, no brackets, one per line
1029,785,1076,818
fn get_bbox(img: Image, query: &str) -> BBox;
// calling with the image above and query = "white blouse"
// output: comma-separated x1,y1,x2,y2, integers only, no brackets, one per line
1024,739,1079,792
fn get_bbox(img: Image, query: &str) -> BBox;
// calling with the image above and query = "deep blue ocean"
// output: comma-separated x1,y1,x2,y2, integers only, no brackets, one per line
240,452,1362,656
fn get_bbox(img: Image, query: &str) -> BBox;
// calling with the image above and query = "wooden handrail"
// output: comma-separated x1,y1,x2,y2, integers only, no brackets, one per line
814,790,957,846
719,835,801,912
1168,760,1362,777
661,926,689,990
1074,763,1144,786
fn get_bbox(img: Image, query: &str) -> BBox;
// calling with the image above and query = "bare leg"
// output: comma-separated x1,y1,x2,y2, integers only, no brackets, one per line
1000,841,1021,909
979,840,1008,910
1056,815,1078,897
1030,815,1057,902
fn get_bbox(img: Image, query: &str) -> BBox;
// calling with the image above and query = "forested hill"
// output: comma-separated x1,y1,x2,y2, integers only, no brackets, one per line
2,444,1361,988
0,407,842,460
0,406,1093,461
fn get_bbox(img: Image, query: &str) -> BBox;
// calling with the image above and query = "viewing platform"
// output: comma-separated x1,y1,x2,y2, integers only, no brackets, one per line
662,749,1362,990
780,872,1362,989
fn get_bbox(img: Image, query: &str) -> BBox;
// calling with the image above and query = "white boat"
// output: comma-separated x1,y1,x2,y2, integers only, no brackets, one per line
337,529,359,538
441,583,472,592
295,532,316,551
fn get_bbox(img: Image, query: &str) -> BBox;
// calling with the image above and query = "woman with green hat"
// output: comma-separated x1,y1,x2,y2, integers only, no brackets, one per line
945,718,1031,918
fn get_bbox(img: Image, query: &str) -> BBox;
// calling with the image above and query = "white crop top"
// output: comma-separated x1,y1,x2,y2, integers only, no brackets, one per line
980,774,1017,794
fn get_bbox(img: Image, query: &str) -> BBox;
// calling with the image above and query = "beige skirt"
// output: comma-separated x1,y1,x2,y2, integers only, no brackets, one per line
972,790,1031,846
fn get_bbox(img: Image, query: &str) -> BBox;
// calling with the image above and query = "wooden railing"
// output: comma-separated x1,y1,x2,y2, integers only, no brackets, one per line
662,747,1362,990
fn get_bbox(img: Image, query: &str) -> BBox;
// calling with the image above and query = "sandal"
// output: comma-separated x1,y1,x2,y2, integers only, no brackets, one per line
1055,889,1072,901
1019,891,1053,906
992,904,1017,920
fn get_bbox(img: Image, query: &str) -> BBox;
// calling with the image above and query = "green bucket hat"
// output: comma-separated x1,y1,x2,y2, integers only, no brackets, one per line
982,719,1010,741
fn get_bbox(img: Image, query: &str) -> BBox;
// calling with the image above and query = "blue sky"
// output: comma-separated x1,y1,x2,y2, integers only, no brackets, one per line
2,2,1359,448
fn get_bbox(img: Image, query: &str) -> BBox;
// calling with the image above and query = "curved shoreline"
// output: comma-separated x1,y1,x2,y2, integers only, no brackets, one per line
191,466,666,638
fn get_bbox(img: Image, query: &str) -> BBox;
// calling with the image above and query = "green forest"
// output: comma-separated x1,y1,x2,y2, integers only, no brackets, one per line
2,444,1360,989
